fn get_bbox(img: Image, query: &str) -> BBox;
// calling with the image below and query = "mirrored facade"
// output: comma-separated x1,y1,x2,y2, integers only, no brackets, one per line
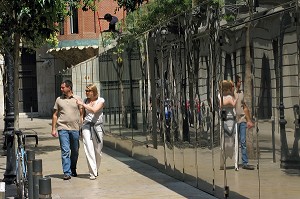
70,1,300,198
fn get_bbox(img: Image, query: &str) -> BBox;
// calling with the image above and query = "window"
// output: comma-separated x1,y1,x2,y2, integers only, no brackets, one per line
70,6,78,34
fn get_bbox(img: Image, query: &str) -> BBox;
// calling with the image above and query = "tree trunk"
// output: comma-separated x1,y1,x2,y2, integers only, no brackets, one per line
13,33,21,131
244,24,256,159
120,79,126,127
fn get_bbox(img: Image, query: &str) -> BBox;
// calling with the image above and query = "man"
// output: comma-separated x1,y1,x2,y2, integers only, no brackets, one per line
234,75,255,170
51,80,83,180
103,13,118,32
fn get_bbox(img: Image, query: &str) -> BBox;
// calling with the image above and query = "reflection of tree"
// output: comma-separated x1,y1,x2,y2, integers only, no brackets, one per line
112,45,126,127
181,15,190,142
193,39,201,134
138,37,148,133
126,44,138,129
170,46,180,142
154,54,163,141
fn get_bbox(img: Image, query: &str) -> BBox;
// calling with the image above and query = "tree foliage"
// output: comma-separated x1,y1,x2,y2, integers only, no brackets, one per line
116,0,148,12
0,0,98,130
0,0,98,53
119,0,191,40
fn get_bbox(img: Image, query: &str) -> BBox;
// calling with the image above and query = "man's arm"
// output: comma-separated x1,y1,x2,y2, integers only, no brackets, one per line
79,105,84,124
51,109,58,137
243,103,254,129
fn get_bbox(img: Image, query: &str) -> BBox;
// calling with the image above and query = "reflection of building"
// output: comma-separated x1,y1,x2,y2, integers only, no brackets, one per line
0,1,124,118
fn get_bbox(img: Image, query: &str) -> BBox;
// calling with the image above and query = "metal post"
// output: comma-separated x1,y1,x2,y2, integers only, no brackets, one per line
27,150,35,199
278,13,289,168
33,159,43,199
39,177,52,199
3,51,16,185
271,119,276,163
0,182,5,199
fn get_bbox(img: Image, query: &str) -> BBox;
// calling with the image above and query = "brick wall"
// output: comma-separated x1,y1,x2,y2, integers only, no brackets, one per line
58,0,125,42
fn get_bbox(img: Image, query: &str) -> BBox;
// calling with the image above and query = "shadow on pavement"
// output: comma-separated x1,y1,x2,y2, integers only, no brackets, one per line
102,147,222,198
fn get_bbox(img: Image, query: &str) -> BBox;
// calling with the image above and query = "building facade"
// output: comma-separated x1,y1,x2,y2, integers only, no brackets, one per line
35,0,124,117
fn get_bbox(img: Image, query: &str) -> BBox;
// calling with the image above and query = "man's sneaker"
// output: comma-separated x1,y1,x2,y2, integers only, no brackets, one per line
71,170,77,177
63,175,71,180
242,164,255,170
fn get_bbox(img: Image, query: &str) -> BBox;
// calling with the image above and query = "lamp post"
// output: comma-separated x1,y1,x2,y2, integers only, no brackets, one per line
278,13,289,168
278,12,300,169
2,51,16,184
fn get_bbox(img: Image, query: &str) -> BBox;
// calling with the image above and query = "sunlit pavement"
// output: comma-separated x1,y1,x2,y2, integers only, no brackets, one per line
0,117,217,199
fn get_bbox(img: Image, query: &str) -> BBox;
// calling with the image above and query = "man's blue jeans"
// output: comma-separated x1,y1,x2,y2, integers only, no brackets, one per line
58,130,80,176
238,122,248,165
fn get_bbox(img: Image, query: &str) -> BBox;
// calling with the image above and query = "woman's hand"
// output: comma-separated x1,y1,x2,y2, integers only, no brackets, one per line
76,99,83,106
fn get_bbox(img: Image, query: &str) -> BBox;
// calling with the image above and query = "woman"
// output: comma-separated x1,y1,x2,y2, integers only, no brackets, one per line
219,80,239,171
76,84,105,180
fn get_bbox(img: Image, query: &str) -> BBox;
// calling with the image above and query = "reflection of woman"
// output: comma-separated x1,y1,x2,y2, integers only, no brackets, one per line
219,80,239,171
76,84,105,180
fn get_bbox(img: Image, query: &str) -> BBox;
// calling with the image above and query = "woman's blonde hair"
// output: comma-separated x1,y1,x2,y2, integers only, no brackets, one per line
86,84,99,98
220,80,234,96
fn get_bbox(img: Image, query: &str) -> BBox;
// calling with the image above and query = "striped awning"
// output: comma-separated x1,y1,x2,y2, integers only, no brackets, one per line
47,45,99,66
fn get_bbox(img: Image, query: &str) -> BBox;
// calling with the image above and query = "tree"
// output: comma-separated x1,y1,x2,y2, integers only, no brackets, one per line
0,0,97,183
117,0,148,12
244,0,256,159
123,0,191,35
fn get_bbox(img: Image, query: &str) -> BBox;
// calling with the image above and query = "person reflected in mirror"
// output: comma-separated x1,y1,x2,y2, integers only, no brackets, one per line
234,75,255,170
219,80,239,171
76,84,105,180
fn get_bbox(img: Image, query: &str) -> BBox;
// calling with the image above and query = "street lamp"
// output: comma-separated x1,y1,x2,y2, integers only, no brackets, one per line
2,52,16,184
279,12,300,169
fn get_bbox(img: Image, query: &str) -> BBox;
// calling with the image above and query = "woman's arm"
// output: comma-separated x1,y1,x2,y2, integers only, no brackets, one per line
222,95,238,107
83,101,104,113
77,98,105,114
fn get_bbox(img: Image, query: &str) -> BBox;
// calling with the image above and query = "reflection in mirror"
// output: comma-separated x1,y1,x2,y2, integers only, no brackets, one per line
100,1,300,198
193,32,216,193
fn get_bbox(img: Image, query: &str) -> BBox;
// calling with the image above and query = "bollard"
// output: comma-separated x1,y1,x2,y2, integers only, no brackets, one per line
0,182,5,199
39,177,52,199
27,150,35,199
33,159,43,199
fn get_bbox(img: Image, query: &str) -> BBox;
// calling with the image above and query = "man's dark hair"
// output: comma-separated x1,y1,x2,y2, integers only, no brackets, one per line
235,75,241,85
104,13,112,21
63,80,73,90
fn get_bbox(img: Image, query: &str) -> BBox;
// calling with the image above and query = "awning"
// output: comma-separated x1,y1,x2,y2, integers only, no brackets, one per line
47,45,99,66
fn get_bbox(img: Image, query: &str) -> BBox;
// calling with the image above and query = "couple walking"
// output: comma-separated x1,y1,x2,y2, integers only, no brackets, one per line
51,80,105,180
219,75,254,170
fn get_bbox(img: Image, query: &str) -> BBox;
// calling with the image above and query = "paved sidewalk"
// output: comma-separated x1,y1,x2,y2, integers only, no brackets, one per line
0,118,217,199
